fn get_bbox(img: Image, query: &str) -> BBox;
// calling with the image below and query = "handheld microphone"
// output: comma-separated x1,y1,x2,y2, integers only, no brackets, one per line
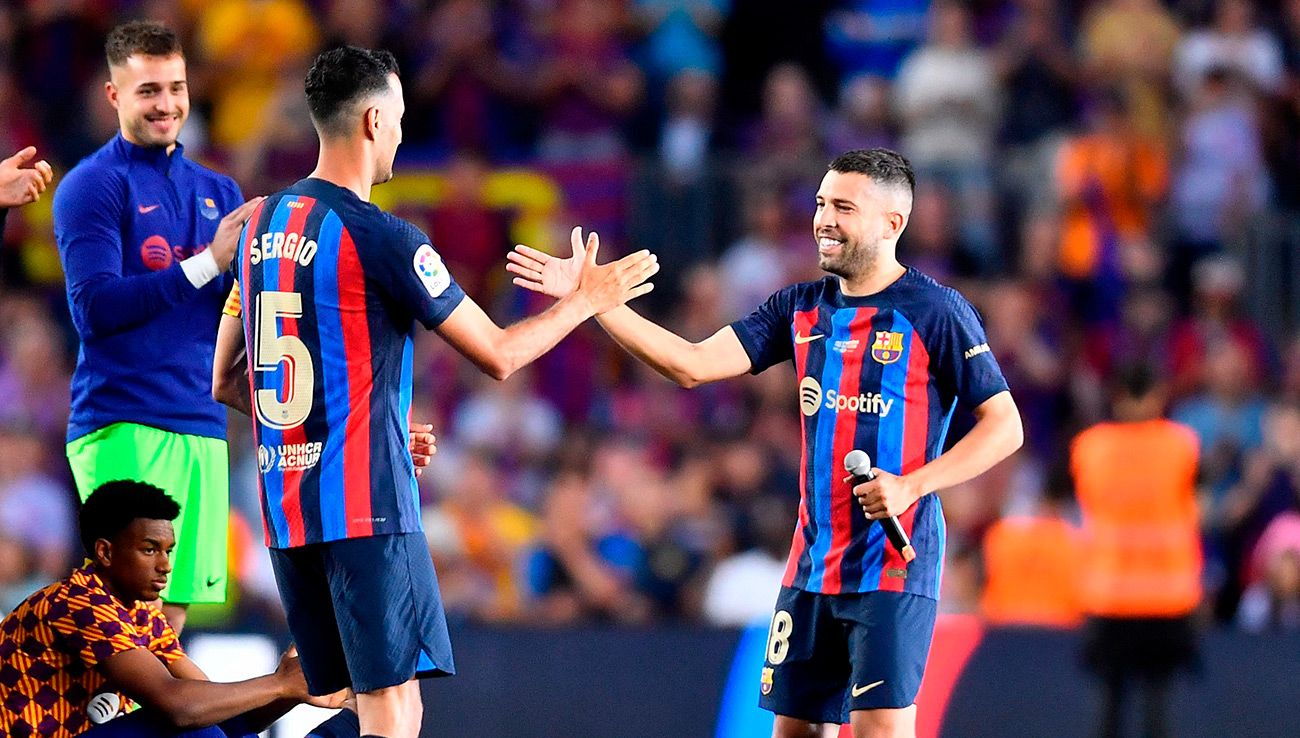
844,450,916,563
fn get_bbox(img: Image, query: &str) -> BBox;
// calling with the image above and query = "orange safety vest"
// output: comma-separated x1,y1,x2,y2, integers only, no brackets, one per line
1071,419,1202,617
981,515,1084,627
1057,134,1168,279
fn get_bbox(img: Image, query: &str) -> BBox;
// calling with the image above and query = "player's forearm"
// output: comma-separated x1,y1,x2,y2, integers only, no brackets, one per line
489,292,596,380
212,314,250,414
68,268,198,340
906,392,1024,496
230,697,300,734
595,306,708,388
214,372,251,415
148,674,294,730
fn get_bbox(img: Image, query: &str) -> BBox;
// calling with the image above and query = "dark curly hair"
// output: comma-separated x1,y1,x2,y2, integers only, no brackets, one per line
79,480,180,555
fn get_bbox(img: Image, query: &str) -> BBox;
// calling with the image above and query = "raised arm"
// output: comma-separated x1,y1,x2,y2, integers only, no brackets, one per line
595,309,752,387
439,232,658,380
506,228,753,387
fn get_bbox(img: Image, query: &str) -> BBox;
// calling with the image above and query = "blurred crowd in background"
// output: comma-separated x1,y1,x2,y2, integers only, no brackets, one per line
1,0,1300,636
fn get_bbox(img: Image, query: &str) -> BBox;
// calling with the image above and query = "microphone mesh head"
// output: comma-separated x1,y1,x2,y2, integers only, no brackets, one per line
844,449,872,474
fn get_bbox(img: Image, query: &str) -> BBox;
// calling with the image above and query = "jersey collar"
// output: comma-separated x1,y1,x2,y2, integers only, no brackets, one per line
297,176,359,203
828,266,915,308
73,560,135,610
114,132,185,172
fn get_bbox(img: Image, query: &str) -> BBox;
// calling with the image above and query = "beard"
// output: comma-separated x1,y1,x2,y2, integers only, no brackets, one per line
818,235,878,280
374,156,395,185
128,113,184,149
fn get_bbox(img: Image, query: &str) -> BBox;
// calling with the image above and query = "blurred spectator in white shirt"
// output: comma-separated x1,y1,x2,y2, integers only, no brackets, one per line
1176,0,1284,97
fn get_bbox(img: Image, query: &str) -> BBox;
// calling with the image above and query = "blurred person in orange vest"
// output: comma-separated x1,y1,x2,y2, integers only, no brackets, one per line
1072,364,1201,738
980,480,1084,628
1056,90,1167,285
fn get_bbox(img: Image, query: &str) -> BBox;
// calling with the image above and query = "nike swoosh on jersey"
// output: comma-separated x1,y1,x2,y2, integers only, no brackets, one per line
851,680,885,697
138,204,161,214
794,332,824,344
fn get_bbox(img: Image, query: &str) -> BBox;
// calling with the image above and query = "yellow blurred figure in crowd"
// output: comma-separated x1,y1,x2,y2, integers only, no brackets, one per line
197,0,319,148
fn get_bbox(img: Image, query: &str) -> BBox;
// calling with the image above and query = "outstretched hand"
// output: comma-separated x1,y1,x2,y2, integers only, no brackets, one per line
0,146,53,209
505,226,588,299
508,226,658,314
571,227,658,315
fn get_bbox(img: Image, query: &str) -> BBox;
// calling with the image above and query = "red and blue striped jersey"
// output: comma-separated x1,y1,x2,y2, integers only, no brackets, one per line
730,269,1009,598
233,178,466,549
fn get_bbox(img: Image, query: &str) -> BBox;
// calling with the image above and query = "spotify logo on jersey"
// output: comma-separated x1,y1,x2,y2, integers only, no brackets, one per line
799,376,823,416
798,375,897,418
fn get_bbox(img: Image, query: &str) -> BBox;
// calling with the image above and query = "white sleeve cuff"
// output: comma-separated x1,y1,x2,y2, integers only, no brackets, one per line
180,249,221,289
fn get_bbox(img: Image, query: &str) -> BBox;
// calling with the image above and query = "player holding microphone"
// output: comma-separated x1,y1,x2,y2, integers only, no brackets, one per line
507,148,1022,738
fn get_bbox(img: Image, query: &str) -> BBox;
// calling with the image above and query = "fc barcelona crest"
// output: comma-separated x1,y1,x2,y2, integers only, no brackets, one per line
871,331,905,364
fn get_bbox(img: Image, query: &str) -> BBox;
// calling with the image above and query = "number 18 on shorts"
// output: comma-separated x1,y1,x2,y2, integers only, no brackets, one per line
758,586,938,723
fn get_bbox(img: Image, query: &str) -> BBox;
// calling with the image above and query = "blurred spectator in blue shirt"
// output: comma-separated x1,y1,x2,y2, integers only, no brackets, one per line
825,0,931,79
632,0,730,87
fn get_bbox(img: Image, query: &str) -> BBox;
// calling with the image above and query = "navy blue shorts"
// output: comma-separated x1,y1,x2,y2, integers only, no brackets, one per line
269,531,455,695
758,587,937,722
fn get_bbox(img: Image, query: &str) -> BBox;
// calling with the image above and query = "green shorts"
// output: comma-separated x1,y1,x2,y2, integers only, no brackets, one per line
67,422,229,605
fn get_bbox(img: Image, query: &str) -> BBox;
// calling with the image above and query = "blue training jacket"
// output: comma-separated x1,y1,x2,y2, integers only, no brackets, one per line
54,133,242,443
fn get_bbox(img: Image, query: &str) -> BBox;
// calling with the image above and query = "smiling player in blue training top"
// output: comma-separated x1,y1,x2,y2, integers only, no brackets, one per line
53,21,262,634
507,148,1024,738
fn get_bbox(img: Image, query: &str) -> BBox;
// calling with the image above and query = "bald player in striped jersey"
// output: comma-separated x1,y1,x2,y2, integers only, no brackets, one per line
507,148,1023,738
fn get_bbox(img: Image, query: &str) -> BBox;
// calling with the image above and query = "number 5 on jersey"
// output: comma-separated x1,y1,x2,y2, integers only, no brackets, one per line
253,290,314,430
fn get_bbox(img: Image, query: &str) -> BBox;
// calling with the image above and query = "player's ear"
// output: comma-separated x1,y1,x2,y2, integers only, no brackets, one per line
105,81,120,110
364,105,381,142
887,211,906,240
93,538,112,568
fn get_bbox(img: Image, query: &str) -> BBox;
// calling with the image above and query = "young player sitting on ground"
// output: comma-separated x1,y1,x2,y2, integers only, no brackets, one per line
0,480,359,738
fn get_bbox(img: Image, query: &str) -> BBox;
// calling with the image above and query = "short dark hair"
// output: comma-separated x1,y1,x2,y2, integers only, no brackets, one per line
1112,363,1159,401
305,46,400,136
79,480,180,555
105,21,183,67
828,148,915,197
